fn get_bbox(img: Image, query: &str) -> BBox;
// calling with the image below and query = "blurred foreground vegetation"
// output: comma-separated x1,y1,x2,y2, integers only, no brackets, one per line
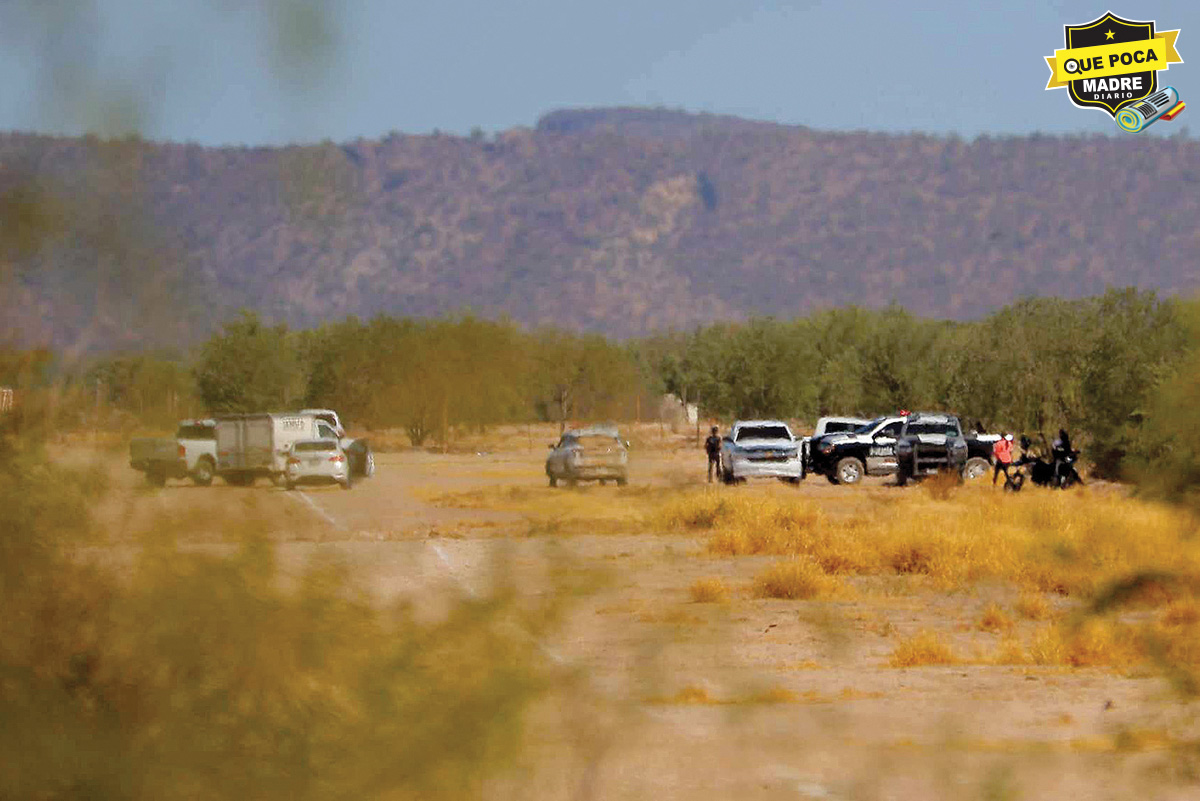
0,431,564,799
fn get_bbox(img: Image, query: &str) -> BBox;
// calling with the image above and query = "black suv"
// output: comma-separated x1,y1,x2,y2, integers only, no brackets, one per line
808,412,990,485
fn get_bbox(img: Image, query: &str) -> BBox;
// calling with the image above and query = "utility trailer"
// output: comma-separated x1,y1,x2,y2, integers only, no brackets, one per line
215,413,342,486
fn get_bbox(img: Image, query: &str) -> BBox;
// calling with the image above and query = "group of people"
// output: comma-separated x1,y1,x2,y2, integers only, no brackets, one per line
990,428,1079,489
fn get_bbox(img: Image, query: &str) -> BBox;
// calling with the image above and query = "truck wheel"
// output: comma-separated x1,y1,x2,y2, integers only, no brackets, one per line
548,475,558,488
963,457,988,481
146,469,167,488
192,457,215,487
616,476,627,487
835,457,864,486
722,468,736,485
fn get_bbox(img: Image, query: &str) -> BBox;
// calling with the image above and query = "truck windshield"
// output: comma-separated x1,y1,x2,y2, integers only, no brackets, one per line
176,425,215,440
736,425,791,441
907,422,960,437
854,418,886,434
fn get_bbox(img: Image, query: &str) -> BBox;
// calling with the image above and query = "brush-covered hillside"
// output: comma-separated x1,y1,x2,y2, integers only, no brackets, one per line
3,107,1200,348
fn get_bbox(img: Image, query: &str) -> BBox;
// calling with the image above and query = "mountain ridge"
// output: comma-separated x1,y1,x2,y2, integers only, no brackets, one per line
2,107,1198,349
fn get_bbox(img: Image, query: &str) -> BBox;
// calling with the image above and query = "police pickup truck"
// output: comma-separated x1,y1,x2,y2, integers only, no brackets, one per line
807,413,994,485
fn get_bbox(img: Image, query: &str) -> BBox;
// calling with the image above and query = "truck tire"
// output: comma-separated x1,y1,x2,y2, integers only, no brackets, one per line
146,468,167,488
825,473,839,485
192,457,215,487
963,457,989,481
722,467,736,485
835,457,864,486
548,474,558,488
616,475,628,487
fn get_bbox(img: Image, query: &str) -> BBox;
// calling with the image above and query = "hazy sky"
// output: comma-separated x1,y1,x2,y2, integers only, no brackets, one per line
1,0,1197,144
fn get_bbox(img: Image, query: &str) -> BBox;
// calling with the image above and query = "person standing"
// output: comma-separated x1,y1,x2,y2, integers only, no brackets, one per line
704,426,722,482
992,433,1014,485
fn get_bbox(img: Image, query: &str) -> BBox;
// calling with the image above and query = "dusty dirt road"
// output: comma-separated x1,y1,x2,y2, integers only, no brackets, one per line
84,435,1200,801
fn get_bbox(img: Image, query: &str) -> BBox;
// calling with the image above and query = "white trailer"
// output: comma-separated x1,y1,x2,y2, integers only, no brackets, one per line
215,413,342,486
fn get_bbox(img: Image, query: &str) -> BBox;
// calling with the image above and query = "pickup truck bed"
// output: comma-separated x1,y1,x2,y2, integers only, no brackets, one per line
129,438,187,486
129,419,218,487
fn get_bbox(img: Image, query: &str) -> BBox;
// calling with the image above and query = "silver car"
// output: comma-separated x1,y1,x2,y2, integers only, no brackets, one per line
284,439,352,490
545,424,629,487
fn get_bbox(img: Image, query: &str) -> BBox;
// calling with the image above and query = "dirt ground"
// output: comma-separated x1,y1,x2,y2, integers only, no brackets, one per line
73,429,1200,801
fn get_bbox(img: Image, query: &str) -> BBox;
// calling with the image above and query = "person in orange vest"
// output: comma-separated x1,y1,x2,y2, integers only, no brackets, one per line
992,433,1015,485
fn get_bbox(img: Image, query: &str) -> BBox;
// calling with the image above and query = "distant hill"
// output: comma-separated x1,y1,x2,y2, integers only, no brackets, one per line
3,108,1200,349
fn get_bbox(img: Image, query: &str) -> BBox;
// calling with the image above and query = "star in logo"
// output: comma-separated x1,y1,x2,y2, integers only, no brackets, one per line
1105,29,1115,40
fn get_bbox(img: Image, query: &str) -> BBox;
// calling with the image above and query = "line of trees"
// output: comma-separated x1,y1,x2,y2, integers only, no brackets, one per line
643,289,1186,477
4,288,1197,486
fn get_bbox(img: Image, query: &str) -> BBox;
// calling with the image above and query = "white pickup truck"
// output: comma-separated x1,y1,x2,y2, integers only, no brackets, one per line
129,419,218,487
719,420,804,484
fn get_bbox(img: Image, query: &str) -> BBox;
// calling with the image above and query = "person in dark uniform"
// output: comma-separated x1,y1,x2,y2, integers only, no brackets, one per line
704,426,722,482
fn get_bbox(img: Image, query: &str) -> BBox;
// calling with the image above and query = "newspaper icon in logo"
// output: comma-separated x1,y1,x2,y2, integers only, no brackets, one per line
1116,86,1182,132
1045,11,1184,131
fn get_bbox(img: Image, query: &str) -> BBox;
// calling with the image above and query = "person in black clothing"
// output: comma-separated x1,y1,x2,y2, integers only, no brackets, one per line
704,426,722,482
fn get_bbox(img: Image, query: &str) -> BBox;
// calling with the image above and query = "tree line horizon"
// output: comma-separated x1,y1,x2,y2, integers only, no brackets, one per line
3,287,1199,495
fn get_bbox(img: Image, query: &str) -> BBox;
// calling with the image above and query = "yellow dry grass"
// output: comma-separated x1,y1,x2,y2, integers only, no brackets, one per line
889,630,958,667
645,684,803,706
1015,592,1054,620
977,603,1015,634
654,484,1200,600
989,619,1145,668
688,577,730,604
752,560,843,600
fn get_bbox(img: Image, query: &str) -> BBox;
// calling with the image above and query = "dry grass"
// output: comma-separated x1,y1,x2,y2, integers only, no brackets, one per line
889,630,959,667
990,619,1145,668
655,484,1200,602
646,684,810,706
1015,593,1054,620
689,577,730,603
922,469,961,501
644,685,719,705
424,482,646,535
977,603,1015,634
752,560,843,600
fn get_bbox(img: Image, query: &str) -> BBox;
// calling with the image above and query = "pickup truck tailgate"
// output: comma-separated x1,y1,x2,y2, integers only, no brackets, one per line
129,437,180,466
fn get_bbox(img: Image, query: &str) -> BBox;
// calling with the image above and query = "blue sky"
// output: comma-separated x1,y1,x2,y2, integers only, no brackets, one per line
1,0,1197,144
